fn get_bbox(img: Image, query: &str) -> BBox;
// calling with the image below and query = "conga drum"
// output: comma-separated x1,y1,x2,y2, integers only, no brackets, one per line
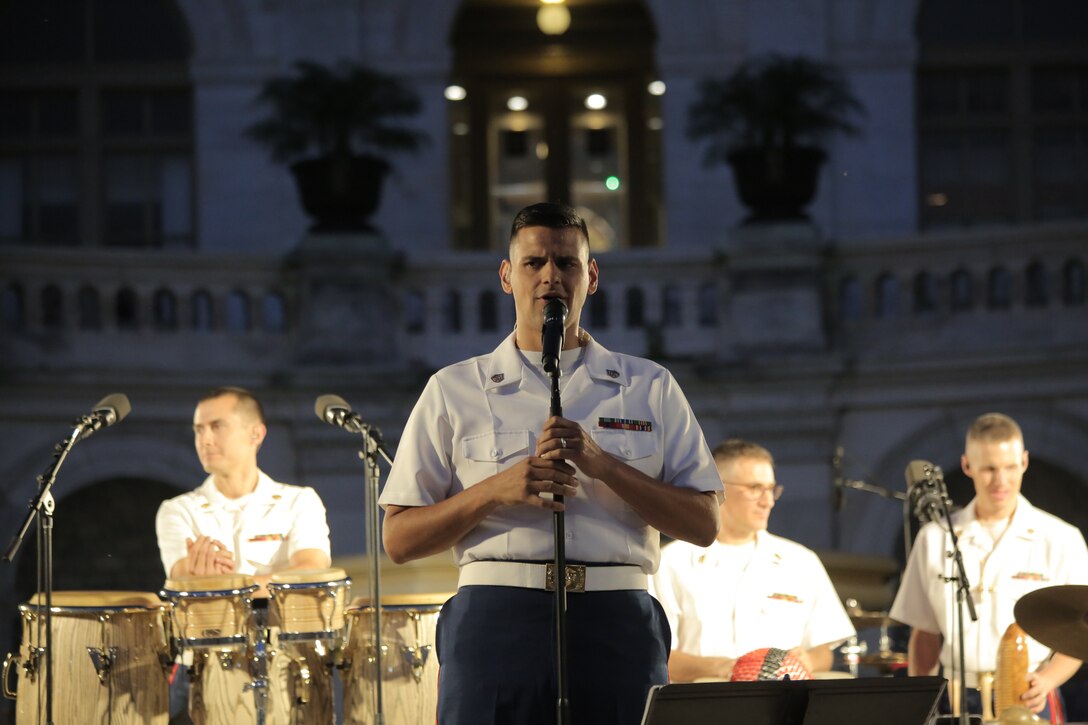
4,591,170,724
160,574,258,651
160,575,260,725
341,593,453,725
266,568,350,725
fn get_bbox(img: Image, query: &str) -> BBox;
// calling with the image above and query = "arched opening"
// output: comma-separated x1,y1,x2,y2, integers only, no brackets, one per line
12,477,187,598
449,0,662,250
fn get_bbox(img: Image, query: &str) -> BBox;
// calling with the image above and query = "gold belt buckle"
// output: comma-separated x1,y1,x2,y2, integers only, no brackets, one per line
545,564,586,593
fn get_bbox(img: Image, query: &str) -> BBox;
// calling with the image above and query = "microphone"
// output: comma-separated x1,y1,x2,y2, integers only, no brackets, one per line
904,459,947,524
832,445,845,512
541,298,568,375
76,393,131,441
314,394,365,433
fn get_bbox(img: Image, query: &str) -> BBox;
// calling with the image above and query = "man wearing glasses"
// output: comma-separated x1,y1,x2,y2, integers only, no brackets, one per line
650,439,855,681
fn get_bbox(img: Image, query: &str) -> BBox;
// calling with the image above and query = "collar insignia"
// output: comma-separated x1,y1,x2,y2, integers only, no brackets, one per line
606,369,619,378
491,373,505,383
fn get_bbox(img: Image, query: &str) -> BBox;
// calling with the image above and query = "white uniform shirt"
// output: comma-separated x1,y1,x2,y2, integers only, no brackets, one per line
156,470,331,577
890,495,1088,682
378,332,722,572
650,531,856,657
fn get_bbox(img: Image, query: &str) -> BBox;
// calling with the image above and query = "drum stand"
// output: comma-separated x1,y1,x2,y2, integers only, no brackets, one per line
3,413,104,725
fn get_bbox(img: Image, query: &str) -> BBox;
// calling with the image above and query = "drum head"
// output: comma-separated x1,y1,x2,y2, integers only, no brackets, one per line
25,590,163,609
269,567,348,585
162,574,256,594
348,592,455,610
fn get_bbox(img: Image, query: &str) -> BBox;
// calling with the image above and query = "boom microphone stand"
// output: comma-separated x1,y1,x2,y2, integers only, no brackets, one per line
906,461,976,725
315,395,395,725
2,393,131,725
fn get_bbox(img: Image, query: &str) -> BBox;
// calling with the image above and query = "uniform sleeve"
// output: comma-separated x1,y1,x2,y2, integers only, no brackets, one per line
379,375,455,508
801,553,857,650
889,524,943,635
648,544,684,650
286,486,331,557
155,497,193,578
657,371,722,495
1055,526,1088,586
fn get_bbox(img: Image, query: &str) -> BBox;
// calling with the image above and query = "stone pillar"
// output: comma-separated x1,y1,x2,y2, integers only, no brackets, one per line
292,232,401,365
723,222,829,356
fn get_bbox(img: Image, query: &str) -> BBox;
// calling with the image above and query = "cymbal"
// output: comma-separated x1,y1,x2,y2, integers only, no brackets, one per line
1014,585,1088,661
849,610,899,629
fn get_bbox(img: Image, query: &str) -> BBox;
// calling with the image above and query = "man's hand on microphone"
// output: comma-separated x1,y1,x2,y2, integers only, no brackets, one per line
481,456,579,511
542,416,609,478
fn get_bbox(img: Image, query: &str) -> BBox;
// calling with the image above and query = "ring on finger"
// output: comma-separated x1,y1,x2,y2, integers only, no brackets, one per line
561,438,567,449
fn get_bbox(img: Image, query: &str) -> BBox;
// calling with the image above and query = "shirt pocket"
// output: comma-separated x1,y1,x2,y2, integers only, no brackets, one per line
460,429,531,482
591,428,660,473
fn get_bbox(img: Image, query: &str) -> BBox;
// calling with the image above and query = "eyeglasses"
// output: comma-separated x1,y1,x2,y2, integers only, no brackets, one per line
723,482,783,501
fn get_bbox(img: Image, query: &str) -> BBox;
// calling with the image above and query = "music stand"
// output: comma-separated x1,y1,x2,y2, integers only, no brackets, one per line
640,677,946,725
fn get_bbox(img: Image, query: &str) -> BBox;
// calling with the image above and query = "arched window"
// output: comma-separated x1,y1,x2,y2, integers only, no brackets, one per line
625,287,645,328
661,285,682,328
0,0,194,247
262,292,287,332
838,276,861,322
444,290,462,333
1025,261,1048,307
478,290,498,332
116,287,139,330
41,284,64,328
589,290,609,328
78,285,100,329
191,289,213,331
875,273,900,318
404,290,425,333
1063,259,1085,305
697,283,718,327
226,290,251,332
949,268,973,311
988,266,1012,309
2,283,26,330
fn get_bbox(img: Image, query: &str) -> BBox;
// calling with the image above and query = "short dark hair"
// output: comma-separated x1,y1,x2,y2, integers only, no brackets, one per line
712,438,775,467
199,386,265,424
509,202,589,249
967,412,1023,446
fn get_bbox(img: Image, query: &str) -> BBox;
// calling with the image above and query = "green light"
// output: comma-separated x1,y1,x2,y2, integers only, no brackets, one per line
605,175,620,191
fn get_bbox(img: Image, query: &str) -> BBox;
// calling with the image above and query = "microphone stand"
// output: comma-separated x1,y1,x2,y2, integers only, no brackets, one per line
3,416,98,725
355,423,394,725
549,371,571,725
933,492,976,725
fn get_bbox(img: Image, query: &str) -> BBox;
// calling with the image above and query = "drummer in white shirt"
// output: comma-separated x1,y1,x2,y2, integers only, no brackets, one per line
155,386,332,595
651,438,855,681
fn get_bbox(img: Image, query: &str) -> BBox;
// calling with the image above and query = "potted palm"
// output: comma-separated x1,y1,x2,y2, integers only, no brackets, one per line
246,60,428,233
687,53,864,223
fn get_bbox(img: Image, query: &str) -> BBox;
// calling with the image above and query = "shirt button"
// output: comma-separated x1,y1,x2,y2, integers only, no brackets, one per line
622,447,631,456
491,449,501,457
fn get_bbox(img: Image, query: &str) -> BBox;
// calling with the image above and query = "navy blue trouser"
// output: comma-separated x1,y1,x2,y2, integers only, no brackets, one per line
435,585,670,725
